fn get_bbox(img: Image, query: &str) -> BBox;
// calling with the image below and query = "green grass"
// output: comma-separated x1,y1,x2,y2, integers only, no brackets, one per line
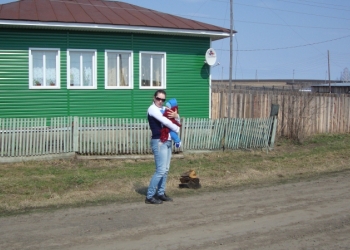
1,133,350,216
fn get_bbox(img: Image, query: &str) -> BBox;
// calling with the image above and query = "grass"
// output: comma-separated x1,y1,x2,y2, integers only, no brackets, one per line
1,133,350,216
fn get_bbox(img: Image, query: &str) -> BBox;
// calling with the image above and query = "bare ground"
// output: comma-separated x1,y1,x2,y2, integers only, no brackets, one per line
1,170,350,250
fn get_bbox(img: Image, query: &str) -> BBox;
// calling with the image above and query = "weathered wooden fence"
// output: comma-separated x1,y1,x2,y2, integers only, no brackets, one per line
76,117,152,155
0,116,277,160
211,89,350,137
0,117,73,157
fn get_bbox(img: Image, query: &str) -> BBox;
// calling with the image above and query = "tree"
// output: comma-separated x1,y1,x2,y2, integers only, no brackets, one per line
340,67,350,82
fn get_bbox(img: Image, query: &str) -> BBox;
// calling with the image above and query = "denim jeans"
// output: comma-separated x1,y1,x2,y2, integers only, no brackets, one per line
146,139,172,199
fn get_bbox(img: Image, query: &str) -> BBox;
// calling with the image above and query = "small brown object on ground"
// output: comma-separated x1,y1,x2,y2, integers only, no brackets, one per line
179,169,201,189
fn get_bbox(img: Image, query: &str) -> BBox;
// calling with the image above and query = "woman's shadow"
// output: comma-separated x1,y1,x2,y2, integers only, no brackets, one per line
133,182,148,196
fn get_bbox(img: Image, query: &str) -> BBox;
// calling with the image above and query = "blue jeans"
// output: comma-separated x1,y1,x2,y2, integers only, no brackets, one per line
146,139,172,199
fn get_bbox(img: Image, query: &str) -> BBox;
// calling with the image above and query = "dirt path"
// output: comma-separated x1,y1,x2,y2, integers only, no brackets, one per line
1,171,350,250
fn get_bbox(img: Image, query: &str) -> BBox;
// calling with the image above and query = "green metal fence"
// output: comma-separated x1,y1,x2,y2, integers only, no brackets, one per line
0,116,277,159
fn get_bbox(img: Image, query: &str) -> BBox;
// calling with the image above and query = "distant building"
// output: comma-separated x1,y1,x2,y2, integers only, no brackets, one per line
212,79,335,91
311,83,350,94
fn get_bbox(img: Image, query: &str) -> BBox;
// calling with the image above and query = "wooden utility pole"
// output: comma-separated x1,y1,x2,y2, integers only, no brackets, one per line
328,50,331,93
227,0,233,118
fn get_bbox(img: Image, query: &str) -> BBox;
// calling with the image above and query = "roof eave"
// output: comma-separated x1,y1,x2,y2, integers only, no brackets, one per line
0,20,232,41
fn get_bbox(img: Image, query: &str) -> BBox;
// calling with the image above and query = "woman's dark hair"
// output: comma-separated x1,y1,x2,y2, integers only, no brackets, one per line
154,89,166,97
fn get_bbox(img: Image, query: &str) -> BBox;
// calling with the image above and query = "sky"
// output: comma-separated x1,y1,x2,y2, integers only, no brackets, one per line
1,0,350,80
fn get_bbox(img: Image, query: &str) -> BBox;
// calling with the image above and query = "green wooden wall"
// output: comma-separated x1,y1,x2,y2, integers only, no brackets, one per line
0,28,211,119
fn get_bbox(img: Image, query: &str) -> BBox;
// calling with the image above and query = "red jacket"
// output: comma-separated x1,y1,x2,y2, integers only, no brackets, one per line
160,106,181,142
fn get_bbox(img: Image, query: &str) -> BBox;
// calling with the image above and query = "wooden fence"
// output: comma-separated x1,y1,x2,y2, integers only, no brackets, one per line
211,89,350,137
0,116,277,161
0,117,73,157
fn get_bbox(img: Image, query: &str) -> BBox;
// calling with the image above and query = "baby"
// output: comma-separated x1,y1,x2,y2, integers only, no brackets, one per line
160,98,182,148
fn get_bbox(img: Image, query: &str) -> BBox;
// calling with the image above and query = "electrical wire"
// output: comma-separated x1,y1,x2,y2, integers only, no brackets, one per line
234,2,350,22
215,34,350,51
276,0,350,11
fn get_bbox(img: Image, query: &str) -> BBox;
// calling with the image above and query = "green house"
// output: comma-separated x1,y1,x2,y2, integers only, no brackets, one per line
0,0,231,119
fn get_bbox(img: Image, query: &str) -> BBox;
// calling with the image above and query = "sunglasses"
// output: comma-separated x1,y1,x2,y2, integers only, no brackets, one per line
155,97,166,102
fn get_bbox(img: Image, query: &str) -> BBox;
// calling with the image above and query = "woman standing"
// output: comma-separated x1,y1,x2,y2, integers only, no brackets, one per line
145,90,180,204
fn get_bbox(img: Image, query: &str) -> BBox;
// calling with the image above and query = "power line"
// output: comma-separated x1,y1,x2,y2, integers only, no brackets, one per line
232,19,350,31
234,2,350,22
215,34,350,51
276,0,350,10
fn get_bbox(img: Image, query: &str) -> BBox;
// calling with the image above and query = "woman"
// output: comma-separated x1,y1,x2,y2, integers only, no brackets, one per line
145,90,180,204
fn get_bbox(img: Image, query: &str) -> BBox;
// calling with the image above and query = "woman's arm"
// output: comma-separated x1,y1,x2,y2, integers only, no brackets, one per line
149,105,180,133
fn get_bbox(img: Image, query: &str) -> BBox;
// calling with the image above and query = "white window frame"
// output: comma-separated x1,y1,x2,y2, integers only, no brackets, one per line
139,51,166,89
67,49,97,89
29,48,60,89
105,50,133,89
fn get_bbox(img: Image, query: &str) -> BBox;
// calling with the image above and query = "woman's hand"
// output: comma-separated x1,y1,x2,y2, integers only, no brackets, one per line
166,108,179,119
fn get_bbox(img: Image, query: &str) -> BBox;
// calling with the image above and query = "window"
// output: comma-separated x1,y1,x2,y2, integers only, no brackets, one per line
105,50,133,89
139,52,166,89
67,49,97,89
29,48,60,89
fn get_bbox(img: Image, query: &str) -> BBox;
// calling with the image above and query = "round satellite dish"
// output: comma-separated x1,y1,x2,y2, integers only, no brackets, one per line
205,48,217,66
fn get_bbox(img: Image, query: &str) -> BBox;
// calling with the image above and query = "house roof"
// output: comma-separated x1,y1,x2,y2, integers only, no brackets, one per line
0,0,233,40
311,83,350,87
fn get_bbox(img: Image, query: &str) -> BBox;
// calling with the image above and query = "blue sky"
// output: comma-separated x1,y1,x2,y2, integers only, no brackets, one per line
1,0,350,80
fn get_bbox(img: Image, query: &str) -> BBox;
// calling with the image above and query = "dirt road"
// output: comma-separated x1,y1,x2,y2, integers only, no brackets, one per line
1,171,350,250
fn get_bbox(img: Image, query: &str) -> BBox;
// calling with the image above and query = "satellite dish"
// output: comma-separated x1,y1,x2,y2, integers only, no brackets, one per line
205,48,217,66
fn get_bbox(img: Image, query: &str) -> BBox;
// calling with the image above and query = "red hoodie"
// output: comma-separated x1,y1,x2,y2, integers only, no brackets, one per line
160,105,181,142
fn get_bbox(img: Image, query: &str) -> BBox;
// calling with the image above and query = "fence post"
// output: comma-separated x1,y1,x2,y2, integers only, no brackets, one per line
222,118,228,151
269,116,278,148
178,117,185,152
178,117,184,153
269,104,279,147
270,104,279,117
73,116,79,152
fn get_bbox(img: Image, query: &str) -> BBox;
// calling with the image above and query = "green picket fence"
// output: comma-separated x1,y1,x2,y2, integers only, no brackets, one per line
0,116,277,158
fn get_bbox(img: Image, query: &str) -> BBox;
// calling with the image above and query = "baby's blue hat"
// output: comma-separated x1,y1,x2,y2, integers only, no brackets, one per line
166,98,177,108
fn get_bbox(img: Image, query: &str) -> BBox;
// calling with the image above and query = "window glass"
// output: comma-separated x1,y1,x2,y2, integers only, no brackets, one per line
152,54,162,87
119,53,129,87
141,54,151,87
33,51,44,86
30,49,59,88
68,50,96,89
70,52,80,87
46,51,57,86
83,53,93,87
140,52,166,89
108,55,117,87
106,51,133,89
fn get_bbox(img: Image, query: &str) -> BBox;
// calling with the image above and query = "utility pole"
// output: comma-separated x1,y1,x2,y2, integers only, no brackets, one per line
221,66,224,83
328,50,331,93
227,0,233,119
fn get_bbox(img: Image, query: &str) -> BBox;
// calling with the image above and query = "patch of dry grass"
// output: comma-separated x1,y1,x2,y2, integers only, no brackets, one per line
1,133,350,215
